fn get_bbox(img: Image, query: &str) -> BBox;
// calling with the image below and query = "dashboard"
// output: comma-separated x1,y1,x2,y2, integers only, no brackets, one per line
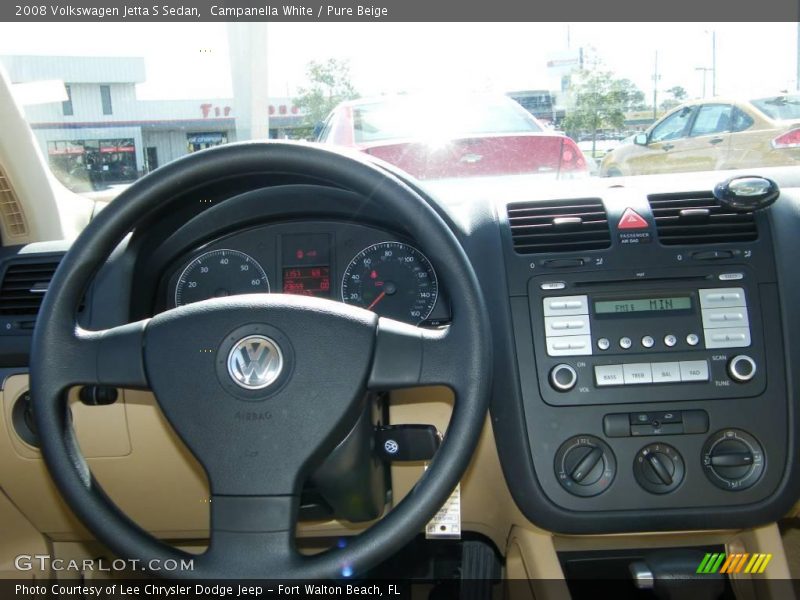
1,166,800,540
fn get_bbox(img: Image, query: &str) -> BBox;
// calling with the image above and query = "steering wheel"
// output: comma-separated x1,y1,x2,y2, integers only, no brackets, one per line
30,142,492,579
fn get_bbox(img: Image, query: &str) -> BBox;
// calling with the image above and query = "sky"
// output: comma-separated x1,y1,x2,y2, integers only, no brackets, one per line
0,22,796,103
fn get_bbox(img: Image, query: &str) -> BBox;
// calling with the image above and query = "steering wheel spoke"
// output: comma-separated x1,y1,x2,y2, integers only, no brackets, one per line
203,495,298,575
70,321,149,390
368,317,464,391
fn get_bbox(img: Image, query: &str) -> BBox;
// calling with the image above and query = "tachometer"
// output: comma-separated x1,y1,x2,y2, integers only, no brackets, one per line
174,249,269,307
341,241,438,324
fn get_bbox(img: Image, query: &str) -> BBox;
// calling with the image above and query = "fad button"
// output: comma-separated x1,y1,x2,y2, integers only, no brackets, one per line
617,208,649,230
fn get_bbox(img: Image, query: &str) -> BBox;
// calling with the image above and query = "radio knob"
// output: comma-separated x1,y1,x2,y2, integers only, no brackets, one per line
728,355,757,383
550,364,578,392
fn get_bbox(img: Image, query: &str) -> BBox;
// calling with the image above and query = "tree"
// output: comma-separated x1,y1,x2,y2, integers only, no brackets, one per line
659,85,689,111
563,67,645,156
294,59,359,135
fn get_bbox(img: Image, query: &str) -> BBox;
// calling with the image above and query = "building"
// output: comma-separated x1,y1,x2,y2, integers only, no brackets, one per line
0,55,307,191
507,90,562,125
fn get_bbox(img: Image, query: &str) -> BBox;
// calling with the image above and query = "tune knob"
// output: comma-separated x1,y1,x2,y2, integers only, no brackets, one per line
633,443,685,494
555,435,616,497
550,364,578,392
702,429,765,491
728,355,757,383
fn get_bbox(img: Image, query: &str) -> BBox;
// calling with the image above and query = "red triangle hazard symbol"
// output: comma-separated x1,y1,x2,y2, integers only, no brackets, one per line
618,208,649,230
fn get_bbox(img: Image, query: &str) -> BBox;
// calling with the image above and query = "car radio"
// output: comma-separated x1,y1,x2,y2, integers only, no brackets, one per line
529,266,765,406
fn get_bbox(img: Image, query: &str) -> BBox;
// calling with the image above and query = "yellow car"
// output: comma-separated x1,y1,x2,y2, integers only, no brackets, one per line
601,94,800,176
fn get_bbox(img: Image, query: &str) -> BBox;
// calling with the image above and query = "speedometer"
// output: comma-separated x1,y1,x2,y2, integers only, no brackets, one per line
341,241,438,324
174,249,269,307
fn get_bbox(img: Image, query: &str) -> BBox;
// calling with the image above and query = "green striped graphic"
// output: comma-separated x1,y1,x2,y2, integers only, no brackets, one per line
696,553,713,574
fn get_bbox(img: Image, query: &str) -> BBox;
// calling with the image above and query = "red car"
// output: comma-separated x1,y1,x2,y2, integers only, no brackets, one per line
316,93,587,179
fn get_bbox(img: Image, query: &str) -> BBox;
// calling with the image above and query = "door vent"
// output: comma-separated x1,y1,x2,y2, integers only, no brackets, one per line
0,260,60,316
648,192,758,245
507,198,611,254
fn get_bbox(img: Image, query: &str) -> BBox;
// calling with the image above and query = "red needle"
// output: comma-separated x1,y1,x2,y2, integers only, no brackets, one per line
367,291,387,310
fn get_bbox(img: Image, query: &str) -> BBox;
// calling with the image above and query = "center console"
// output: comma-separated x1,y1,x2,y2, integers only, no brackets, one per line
495,184,800,533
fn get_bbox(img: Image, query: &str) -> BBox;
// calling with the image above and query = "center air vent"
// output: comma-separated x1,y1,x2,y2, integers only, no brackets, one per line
0,260,60,316
507,198,611,254
648,192,758,245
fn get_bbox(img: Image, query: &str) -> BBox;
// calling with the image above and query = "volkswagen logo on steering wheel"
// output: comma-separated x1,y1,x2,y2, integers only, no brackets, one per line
227,335,284,390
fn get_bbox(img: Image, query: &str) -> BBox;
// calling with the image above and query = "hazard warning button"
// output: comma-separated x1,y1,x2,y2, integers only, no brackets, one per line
618,208,649,230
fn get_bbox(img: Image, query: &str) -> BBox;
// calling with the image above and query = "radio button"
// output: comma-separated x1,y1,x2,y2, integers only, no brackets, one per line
619,336,633,349
641,335,655,348
540,281,567,290
686,333,700,346
699,288,746,308
679,360,710,382
664,334,677,347
595,364,624,386
623,363,653,384
704,327,751,349
544,315,591,337
719,272,744,281
543,295,588,316
651,362,681,383
597,338,610,351
702,307,749,329
546,335,592,356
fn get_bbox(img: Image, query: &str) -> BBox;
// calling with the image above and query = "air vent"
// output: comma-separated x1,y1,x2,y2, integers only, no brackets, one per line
507,198,611,254
0,165,29,238
648,192,758,245
0,260,59,316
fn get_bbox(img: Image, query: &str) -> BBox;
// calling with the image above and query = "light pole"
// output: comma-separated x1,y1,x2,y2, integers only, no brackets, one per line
652,51,660,121
703,29,717,96
711,30,717,96
695,67,712,98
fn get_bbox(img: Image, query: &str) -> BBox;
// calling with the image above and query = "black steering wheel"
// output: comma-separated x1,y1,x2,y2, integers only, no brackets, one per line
30,142,492,579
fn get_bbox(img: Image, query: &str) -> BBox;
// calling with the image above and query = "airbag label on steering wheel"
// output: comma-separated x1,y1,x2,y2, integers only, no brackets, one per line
425,483,461,539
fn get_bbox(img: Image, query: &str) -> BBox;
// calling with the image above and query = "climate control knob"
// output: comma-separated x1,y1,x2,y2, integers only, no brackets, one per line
633,443,685,494
550,364,578,392
555,435,616,497
728,355,757,383
702,429,765,491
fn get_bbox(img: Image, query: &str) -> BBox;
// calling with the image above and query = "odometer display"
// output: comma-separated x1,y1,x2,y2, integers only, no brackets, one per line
341,241,438,324
174,249,269,307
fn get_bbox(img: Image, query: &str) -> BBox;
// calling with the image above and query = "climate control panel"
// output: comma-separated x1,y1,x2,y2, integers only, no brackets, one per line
555,430,765,498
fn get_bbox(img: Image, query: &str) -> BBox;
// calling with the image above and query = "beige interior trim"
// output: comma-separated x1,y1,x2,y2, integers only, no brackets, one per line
0,486,50,579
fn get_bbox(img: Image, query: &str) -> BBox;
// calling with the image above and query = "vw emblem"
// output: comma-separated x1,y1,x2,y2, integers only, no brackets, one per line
227,335,284,390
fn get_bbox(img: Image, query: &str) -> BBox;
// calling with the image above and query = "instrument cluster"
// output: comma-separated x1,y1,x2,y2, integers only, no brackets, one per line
164,221,449,326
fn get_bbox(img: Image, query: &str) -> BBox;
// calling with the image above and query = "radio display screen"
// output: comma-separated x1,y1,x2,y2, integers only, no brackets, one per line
594,296,692,314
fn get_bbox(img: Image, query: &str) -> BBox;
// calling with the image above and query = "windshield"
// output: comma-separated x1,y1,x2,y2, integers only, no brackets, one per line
351,95,542,144
751,94,800,121
0,22,797,192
